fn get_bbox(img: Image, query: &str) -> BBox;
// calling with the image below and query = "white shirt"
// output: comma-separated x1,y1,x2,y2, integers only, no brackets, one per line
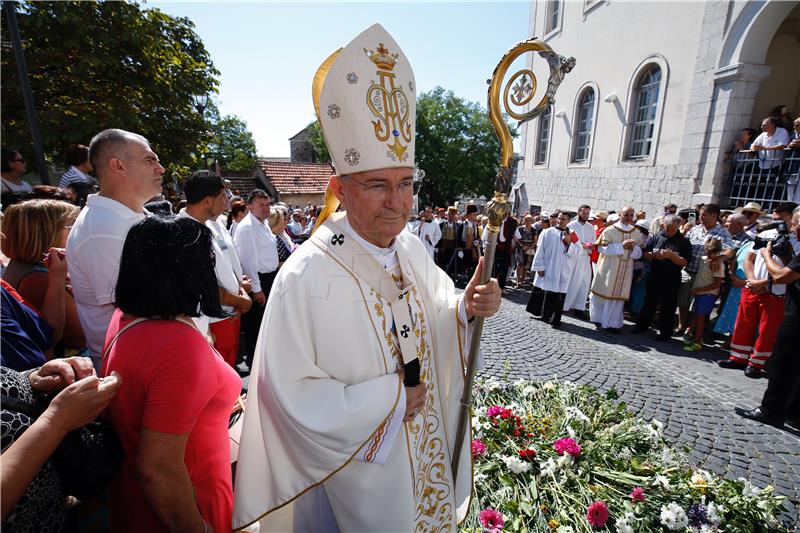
567,219,597,255
1,177,33,194
233,211,278,293
66,194,146,359
752,128,790,169
178,212,244,321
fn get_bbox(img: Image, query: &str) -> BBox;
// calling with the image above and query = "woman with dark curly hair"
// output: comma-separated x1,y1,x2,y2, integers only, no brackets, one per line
102,216,241,533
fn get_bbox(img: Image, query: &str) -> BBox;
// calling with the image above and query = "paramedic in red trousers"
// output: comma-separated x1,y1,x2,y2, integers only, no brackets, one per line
719,202,799,378
736,205,800,430
181,171,253,367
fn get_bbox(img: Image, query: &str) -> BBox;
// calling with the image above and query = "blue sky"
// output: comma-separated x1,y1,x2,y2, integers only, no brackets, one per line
150,1,531,157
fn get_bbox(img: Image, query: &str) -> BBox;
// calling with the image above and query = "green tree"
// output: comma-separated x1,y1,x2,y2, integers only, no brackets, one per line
203,103,258,171
415,87,514,207
1,1,218,181
306,120,331,163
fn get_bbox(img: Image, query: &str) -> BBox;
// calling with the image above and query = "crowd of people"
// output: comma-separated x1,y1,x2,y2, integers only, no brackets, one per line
0,57,797,533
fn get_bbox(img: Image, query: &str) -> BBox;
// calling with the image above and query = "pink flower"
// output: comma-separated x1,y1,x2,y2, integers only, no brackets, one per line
553,437,582,458
479,507,504,531
630,486,646,503
471,439,487,458
487,406,504,418
586,500,609,528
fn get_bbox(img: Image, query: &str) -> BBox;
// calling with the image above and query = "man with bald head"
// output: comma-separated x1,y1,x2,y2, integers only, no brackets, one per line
66,129,165,369
589,206,645,332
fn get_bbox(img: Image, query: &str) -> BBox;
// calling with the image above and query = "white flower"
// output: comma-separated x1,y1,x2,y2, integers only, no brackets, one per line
543,380,557,390
474,472,487,483
522,385,537,396
651,418,664,433
706,502,725,526
556,526,575,533
652,474,672,490
540,457,557,477
614,511,636,533
738,477,761,498
660,502,689,530
485,377,502,391
556,453,574,469
502,455,531,474
565,406,590,425
566,425,577,438
513,378,527,388
691,471,708,485
646,424,661,442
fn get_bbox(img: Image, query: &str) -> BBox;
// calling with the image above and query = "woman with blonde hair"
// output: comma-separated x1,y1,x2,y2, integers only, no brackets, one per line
268,205,295,269
1,199,85,350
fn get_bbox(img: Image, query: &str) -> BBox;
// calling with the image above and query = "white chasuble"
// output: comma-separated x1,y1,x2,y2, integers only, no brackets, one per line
232,212,473,532
590,223,643,301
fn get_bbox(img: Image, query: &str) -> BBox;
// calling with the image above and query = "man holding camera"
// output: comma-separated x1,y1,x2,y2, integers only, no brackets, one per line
720,202,799,378
736,205,800,429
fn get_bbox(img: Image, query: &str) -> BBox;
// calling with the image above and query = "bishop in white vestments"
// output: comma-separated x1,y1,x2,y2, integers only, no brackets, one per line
589,207,644,331
563,205,597,315
232,24,501,533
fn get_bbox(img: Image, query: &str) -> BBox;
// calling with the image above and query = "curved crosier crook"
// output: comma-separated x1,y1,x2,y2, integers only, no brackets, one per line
451,39,575,484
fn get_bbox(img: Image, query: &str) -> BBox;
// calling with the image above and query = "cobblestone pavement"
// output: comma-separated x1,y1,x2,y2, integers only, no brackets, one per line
480,287,800,526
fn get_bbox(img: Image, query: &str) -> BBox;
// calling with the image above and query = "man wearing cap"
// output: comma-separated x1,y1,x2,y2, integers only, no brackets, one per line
233,24,500,532
741,202,763,238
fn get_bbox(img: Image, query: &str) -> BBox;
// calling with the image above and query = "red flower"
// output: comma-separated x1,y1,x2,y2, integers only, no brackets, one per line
479,507,504,531
518,448,537,460
553,437,582,458
471,439,487,459
586,501,609,528
630,486,646,503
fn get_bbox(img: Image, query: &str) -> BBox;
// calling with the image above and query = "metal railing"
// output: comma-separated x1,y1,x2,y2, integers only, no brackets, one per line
727,149,800,211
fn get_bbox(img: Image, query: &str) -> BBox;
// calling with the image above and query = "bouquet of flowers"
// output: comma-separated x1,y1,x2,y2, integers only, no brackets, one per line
462,377,789,532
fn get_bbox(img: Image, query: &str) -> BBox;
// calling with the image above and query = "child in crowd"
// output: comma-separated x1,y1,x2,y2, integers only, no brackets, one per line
684,237,725,352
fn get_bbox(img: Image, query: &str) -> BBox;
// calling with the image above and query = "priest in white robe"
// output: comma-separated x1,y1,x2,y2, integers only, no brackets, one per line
415,207,441,258
528,211,581,328
232,24,501,533
563,204,597,317
589,206,645,332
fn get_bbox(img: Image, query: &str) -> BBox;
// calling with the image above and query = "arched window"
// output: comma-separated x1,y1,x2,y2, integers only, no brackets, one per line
535,106,552,165
572,88,595,162
628,65,662,159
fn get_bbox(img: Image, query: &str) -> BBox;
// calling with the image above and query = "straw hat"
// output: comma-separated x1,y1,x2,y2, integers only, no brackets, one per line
741,202,763,215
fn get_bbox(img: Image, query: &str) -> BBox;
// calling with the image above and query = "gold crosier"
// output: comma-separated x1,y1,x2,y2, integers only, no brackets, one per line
450,39,575,481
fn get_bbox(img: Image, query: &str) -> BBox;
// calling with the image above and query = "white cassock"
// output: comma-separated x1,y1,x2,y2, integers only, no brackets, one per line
563,220,597,311
232,212,473,532
415,219,442,258
589,223,643,329
531,227,581,293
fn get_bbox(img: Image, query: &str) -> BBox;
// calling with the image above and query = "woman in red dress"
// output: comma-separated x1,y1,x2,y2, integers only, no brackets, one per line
103,216,241,533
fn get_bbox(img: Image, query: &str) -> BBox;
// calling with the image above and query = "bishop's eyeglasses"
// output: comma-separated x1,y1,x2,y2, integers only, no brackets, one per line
345,176,417,199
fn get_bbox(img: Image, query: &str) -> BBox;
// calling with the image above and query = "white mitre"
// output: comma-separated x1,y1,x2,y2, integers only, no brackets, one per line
313,23,416,175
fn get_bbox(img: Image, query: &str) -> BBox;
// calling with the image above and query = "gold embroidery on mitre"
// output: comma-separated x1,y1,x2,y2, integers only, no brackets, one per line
364,42,413,162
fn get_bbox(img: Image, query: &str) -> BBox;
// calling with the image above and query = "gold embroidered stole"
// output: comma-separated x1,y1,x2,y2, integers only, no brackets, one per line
311,214,457,531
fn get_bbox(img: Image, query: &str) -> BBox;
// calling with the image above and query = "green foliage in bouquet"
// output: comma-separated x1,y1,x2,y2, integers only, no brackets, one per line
462,377,790,532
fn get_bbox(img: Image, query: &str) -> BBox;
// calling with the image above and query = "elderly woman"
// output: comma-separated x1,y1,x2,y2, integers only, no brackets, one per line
268,206,296,268
103,216,241,533
2,199,85,350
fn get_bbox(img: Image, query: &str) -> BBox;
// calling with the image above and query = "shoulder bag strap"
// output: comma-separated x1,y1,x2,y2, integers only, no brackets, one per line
101,317,150,366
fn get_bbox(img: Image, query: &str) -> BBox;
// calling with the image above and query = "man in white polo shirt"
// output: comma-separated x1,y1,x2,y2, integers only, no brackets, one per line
751,116,790,171
66,129,164,370
181,170,252,367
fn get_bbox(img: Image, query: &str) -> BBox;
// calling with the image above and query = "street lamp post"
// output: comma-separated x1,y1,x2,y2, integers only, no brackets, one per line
191,93,209,116
3,1,50,185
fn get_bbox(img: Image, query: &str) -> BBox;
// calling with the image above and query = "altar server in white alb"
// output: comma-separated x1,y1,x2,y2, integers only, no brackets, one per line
529,210,581,327
563,204,596,317
589,206,645,332
232,23,501,532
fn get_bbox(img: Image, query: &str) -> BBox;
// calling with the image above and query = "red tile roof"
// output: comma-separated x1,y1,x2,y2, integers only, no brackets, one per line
257,159,333,195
